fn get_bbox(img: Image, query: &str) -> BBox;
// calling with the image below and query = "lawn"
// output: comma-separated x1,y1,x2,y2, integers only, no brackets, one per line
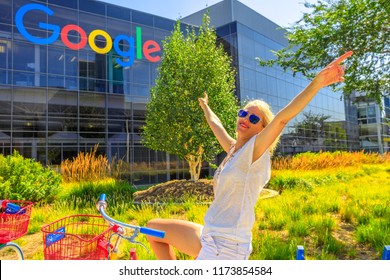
7,152,390,260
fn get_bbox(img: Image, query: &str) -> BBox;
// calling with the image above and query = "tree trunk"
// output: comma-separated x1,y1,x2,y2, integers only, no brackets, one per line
185,146,204,181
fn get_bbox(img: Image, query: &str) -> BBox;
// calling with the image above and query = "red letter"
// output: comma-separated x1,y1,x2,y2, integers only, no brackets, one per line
143,40,161,62
61,24,87,50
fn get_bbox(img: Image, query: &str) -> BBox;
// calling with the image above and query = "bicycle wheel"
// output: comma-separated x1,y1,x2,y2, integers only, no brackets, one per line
0,242,24,260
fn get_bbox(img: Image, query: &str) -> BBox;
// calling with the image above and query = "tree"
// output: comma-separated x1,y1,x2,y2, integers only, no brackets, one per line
142,14,238,181
294,111,330,143
324,122,347,150
258,0,389,103
291,111,347,151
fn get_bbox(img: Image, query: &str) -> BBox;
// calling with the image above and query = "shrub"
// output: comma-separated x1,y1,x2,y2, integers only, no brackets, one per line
60,145,111,182
59,180,134,214
0,151,62,202
272,151,389,170
268,176,313,192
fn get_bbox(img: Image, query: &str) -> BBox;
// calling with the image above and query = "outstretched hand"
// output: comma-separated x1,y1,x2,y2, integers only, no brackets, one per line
314,51,353,88
198,92,209,110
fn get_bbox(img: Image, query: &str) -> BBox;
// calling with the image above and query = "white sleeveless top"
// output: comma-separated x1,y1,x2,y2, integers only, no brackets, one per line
203,134,271,243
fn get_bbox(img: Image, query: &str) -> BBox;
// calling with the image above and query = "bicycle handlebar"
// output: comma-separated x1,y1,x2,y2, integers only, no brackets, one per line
97,194,165,239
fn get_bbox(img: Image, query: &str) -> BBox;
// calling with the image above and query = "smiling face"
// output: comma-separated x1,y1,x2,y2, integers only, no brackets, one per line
236,105,265,139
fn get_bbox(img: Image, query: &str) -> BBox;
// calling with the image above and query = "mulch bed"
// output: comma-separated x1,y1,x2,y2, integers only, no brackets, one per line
133,179,214,204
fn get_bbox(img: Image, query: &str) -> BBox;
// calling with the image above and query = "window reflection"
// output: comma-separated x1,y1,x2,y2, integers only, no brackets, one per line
48,47,65,75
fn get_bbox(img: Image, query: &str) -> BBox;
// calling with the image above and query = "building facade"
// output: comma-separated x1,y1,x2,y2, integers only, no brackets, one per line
354,93,390,153
1,0,363,185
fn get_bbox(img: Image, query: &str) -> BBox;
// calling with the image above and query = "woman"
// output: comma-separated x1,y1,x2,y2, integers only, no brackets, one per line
146,51,353,260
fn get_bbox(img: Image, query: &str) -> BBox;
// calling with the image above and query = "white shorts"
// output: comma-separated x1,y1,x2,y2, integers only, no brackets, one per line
196,233,252,260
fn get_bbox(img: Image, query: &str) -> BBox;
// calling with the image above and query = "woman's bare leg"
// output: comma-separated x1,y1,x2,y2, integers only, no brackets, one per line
146,218,202,260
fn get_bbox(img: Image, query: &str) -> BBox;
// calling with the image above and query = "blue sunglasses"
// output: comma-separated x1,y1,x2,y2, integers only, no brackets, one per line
238,109,261,125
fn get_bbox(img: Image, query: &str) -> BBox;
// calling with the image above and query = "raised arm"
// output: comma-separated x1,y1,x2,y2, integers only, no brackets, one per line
199,92,235,152
252,51,353,162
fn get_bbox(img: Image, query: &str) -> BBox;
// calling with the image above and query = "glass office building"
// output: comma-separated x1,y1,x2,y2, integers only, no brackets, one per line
0,0,361,185
354,94,390,153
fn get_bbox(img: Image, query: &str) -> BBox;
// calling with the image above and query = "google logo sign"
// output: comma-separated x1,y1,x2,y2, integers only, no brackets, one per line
15,3,161,67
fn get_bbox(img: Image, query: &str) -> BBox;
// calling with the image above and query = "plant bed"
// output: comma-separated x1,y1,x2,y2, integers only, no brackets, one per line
133,179,277,204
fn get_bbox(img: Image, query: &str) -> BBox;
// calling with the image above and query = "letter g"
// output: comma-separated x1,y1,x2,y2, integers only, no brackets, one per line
15,3,60,45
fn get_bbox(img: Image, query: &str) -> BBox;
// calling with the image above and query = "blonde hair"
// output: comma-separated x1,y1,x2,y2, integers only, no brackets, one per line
244,99,280,155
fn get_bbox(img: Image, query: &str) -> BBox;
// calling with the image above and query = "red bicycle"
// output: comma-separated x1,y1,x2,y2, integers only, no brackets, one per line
0,200,33,260
40,194,165,260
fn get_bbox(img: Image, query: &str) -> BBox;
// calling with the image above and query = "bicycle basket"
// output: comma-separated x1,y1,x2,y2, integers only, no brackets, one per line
41,214,114,260
0,200,33,243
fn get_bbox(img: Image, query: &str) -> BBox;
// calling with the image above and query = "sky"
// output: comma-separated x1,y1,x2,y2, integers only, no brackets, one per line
102,0,315,28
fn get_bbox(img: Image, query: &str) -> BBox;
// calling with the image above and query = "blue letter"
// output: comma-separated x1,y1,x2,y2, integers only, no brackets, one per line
15,3,60,45
113,35,135,67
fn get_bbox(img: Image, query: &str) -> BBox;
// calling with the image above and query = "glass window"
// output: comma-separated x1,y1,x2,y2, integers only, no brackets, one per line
237,24,254,40
132,11,154,26
78,77,86,91
239,35,255,59
48,0,78,9
13,26,49,44
153,29,170,45
108,119,125,134
266,65,277,77
79,0,106,16
230,22,237,34
38,74,47,87
150,63,158,83
154,16,175,31
0,41,10,69
79,92,106,118
132,25,153,43
48,89,77,119
13,0,46,29
13,41,35,71
242,67,256,91
39,45,47,73
112,81,124,94
107,19,132,38
13,71,34,86
277,79,286,98
48,47,65,75
108,99,128,119
48,5,78,28
79,92,106,138
13,87,46,116
240,55,256,68
131,84,150,97
357,108,366,119
107,4,131,21
78,12,106,35
267,76,278,95
216,24,230,37
0,23,12,35
89,52,107,80
65,49,78,76
79,51,88,77
48,75,64,88
385,97,390,108
0,86,11,131
367,106,376,118
0,69,10,84
133,63,150,85
256,73,267,93
65,77,78,90
0,1,12,24
254,32,266,44
94,79,107,92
